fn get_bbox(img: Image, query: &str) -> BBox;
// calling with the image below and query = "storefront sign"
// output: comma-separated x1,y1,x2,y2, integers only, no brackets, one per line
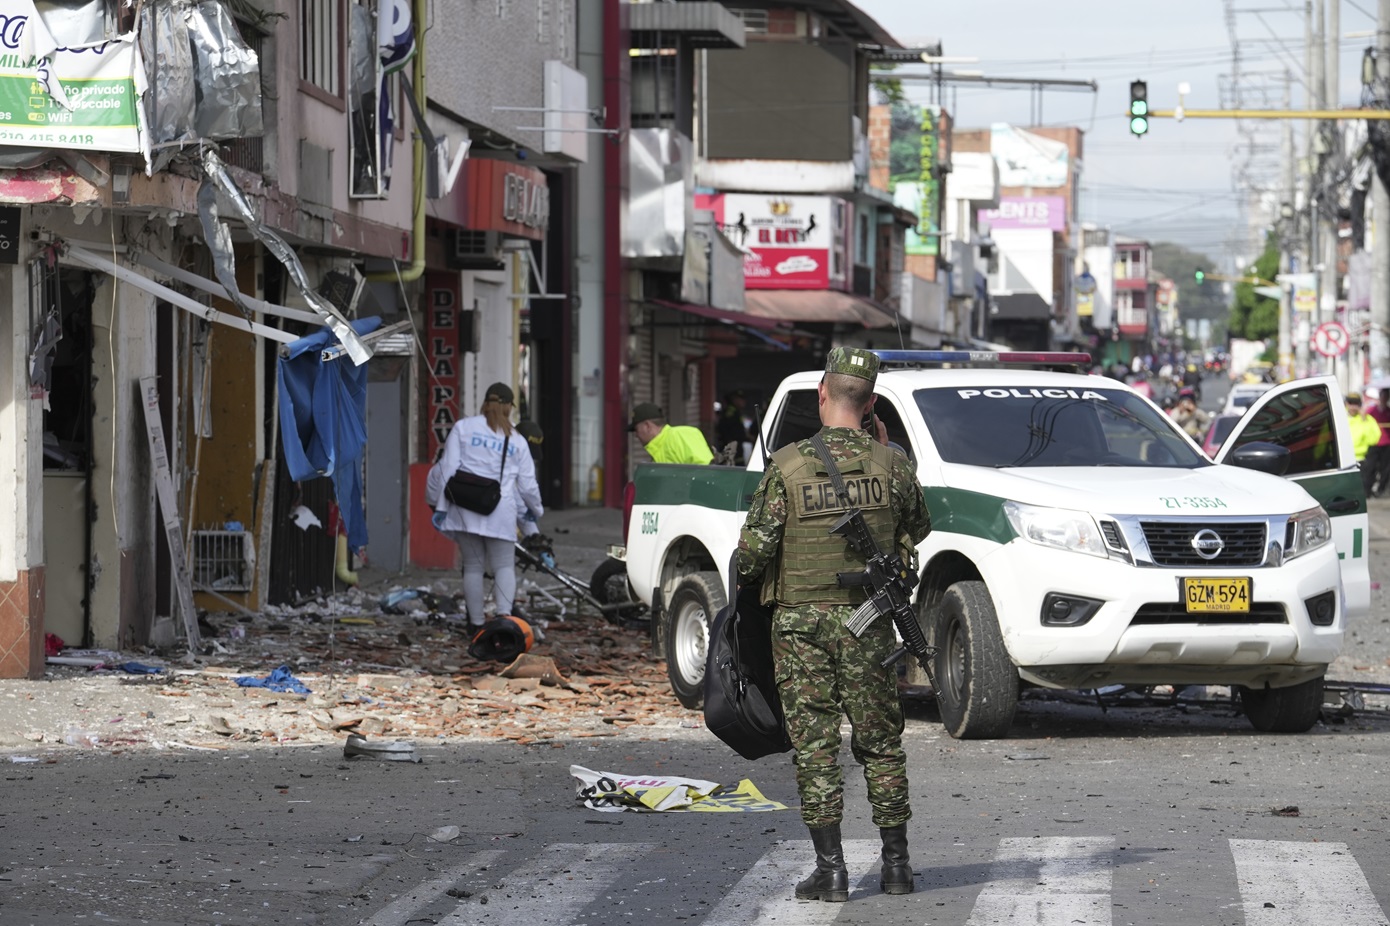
461,159,550,240
981,196,1067,232
698,192,845,290
990,123,1069,188
425,271,462,460
0,5,142,153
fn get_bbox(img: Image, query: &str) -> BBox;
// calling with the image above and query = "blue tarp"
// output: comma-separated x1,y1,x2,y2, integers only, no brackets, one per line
276,316,383,550
235,665,312,694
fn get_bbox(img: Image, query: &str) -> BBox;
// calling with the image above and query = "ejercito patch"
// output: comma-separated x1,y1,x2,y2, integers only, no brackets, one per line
793,475,889,518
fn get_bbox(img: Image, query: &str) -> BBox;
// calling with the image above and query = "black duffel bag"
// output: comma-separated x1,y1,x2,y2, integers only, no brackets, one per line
444,434,509,515
703,557,792,760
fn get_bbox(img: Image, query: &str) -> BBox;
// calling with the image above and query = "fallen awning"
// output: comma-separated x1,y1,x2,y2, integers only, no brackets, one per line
742,290,899,328
649,299,785,330
991,293,1052,321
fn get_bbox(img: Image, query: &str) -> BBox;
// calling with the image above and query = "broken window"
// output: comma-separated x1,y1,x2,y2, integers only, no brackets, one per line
349,0,415,199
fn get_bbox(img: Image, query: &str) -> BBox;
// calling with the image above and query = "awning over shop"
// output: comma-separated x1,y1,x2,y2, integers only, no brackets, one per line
649,299,784,330
743,290,899,328
648,299,791,351
991,293,1052,321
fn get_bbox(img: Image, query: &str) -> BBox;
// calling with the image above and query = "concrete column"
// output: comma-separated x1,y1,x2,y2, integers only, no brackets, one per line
86,266,159,650
0,239,44,678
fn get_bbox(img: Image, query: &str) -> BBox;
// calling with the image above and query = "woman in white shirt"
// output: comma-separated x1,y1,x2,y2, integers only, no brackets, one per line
434,383,543,625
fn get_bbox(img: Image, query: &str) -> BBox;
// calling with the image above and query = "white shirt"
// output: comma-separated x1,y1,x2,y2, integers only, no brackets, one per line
434,415,543,540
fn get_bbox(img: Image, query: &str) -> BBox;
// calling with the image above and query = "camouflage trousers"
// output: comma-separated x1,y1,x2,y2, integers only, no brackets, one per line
771,602,910,829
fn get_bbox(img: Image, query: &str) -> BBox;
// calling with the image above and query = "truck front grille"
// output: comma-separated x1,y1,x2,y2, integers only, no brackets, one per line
1138,521,1267,567
1131,602,1288,624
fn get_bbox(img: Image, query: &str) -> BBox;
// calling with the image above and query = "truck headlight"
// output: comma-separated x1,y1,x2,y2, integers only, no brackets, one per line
1003,501,1108,559
1285,506,1332,559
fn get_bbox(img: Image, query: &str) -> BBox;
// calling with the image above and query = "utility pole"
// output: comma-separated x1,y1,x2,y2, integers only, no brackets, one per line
1281,70,1296,381
1324,0,1344,387
1373,0,1390,381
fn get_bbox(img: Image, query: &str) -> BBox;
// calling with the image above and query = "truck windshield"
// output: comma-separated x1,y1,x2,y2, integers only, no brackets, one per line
914,385,1209,468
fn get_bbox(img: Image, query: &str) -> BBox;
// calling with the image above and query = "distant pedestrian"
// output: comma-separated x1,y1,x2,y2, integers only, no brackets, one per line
716,390,753,464
1173,389,1210,440
1346,393,1382,495
1366,391,1390,497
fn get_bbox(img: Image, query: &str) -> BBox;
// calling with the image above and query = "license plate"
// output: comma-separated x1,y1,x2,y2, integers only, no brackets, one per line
1183,577,1251,613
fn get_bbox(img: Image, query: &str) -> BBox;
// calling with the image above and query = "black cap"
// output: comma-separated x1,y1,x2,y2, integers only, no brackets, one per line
485,382,514,404
517,419,544,461
628,402,663,431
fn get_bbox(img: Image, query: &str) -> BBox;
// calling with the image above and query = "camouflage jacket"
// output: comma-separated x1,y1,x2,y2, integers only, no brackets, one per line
736,426,931,596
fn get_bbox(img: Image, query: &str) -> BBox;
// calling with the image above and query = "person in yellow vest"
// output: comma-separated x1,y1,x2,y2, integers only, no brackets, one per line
1346,393,1382,492
629,403,714,465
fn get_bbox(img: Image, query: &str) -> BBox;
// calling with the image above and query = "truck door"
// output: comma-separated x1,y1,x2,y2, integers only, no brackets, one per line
1214,375,1370,619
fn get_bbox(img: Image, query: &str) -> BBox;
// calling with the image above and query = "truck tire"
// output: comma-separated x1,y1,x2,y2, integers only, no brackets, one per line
589,558,642,625
1238,676,1325,733
664,571,725,709
931,580,1018,739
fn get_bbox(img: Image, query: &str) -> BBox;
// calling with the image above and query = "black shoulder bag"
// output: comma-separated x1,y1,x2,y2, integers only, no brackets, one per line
703,552,793,760
444,433,509,515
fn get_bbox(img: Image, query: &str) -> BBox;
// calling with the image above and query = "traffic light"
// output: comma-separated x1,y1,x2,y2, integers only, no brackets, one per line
1194,269,1205,284
1129,80,1149,137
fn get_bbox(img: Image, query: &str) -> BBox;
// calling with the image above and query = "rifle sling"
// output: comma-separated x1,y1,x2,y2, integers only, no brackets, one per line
809,433,855,508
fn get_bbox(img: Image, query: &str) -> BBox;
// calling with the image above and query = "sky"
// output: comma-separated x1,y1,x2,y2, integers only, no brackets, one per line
854,0,1381,270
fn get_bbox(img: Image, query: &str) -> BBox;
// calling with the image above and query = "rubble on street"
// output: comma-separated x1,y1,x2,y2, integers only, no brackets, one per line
0,580,702,756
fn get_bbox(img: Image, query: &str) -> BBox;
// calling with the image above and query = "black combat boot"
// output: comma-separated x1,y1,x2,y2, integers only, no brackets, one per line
794,824,849,902
880,824,913,894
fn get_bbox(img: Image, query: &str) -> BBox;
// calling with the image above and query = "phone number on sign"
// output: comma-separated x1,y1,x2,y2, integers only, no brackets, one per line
0,129,96,146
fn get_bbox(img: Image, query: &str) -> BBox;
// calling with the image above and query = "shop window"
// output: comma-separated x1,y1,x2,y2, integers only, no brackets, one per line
348,0,405,199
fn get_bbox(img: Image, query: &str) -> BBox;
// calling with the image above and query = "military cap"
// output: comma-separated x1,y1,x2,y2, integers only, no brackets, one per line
824,346,879,382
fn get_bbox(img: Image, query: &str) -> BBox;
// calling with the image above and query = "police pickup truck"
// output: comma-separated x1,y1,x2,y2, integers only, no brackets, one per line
612,351,1369,738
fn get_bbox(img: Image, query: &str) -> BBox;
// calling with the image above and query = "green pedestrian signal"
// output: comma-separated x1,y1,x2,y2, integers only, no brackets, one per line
1129,80,1149,137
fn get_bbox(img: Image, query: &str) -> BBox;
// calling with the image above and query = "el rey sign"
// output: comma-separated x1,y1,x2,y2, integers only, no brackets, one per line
698,192,845,290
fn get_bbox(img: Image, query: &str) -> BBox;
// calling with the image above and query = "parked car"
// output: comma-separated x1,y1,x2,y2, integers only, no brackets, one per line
1224,382,1276,415
1201,412,1243,458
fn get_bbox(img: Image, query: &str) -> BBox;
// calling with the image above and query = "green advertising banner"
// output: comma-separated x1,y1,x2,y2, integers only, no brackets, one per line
0,37,141,153
896,106,940,257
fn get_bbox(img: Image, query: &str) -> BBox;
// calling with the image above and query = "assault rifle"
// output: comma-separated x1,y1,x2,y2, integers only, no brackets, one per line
808,435,935,671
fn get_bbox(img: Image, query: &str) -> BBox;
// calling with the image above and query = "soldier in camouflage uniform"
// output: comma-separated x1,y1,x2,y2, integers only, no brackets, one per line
736,346,931,903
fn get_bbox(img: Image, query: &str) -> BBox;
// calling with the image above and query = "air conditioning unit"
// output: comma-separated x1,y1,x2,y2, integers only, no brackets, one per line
191,530,256,593
447,230,505,270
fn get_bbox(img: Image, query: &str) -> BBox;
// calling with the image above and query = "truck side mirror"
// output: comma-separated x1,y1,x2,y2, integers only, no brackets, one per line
1226,441,1291,477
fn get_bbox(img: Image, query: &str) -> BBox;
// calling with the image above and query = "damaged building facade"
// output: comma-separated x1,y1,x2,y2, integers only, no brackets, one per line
0,0,424,678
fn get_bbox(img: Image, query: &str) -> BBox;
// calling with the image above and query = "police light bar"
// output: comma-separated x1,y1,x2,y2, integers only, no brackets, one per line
872,350,1092,366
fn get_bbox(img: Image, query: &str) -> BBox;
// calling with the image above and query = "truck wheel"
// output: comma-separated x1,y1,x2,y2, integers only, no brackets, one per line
932,580,1018,739
589,558,642,625
1238,676,1325,733
664,571,725,709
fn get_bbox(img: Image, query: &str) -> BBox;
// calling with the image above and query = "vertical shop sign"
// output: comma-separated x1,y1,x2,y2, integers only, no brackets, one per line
917,107,939,256
425,271,461,460
896,106,941,258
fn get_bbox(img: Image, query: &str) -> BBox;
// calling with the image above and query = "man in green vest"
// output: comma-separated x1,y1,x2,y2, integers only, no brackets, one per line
736,347,931,902
629,403,714,465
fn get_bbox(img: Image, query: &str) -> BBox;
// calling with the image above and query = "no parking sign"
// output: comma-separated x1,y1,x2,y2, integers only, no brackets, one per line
1311,321,1350,358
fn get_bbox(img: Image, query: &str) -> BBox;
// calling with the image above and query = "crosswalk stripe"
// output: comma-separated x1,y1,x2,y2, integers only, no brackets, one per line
965,836,1115,926
704,838,884,925
363,850,507,926
436,842,655,925
1231,838,1387,925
